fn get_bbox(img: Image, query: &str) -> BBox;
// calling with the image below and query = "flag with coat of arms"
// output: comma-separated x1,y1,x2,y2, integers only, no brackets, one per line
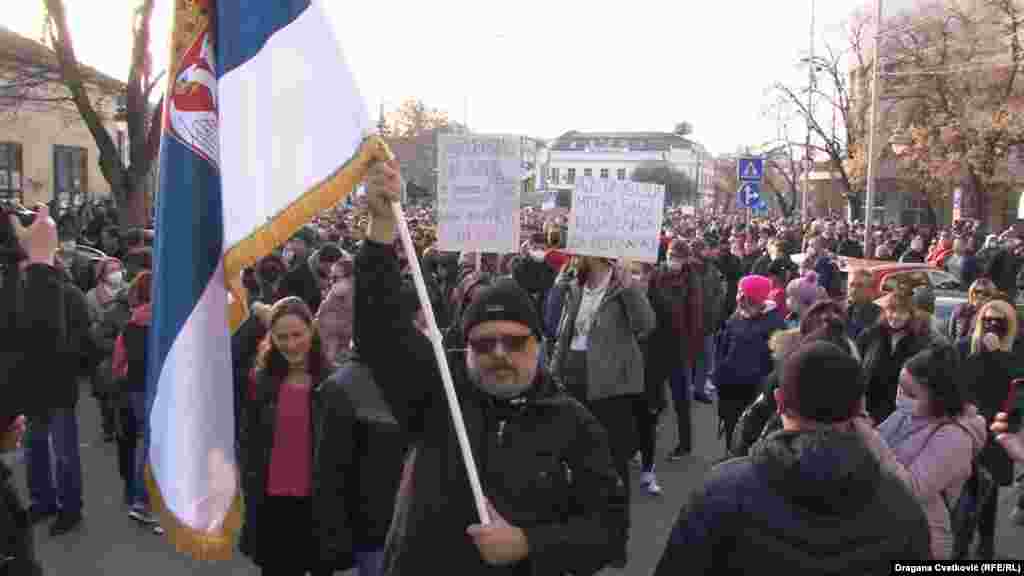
147,0,389,558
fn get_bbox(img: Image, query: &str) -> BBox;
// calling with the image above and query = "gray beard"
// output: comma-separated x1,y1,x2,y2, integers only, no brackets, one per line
467,364,535,400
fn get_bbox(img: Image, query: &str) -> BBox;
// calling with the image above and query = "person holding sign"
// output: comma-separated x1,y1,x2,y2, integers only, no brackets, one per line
354,159,627,575
549,254,656,567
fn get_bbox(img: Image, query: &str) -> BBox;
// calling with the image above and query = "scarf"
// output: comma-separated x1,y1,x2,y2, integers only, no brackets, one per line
652,267,704,365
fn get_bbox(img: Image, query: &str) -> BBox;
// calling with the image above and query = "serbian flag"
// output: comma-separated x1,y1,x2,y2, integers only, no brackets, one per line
147,0,388,559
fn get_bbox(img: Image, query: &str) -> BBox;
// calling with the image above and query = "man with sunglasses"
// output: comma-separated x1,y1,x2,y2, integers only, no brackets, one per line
353,159,627,575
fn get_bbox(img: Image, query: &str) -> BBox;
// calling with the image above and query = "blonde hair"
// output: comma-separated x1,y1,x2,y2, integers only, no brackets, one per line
970,300,1018,355
968,278,998,306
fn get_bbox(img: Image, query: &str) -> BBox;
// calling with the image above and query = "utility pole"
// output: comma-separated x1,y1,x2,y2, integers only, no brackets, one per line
803,0,815,222
864,0,884,258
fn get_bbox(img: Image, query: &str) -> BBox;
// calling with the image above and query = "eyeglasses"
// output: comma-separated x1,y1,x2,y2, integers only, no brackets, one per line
467,334,532,355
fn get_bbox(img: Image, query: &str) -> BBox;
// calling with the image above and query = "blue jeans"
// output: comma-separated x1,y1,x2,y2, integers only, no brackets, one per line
27,407,83,515
669,366,692,453
704,333,717,386
354,546,385,576
127,391,149,508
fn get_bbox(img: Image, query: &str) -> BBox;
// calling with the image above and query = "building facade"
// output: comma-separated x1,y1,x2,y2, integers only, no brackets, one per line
0,25,126,209
544,131,712,208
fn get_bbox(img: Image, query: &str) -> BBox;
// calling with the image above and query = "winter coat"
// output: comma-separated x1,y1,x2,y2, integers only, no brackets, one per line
654,430,931,574
238,366,355,570
318,358,408,550
111,304,151,394
957,342,1022,486
354,240,628,576
715,307,786,430
0,264,65,575
858,321,933,424
86,287,131,397
551,268,656,402
699,261,724,335
646,266,703,372
317,278,355,362
847,301,882,341
874,404,988,559
284,256,322,313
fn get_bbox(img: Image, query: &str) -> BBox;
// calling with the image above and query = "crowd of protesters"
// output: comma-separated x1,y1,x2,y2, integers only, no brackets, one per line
3,175,1024,574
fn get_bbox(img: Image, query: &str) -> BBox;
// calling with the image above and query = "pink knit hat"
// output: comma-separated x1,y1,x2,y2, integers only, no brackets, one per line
739,275,773,306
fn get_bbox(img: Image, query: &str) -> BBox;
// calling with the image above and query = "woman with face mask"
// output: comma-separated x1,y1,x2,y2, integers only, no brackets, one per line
84,258,130,442
861,346,987,559
857,285,934,424
956,299,1021,559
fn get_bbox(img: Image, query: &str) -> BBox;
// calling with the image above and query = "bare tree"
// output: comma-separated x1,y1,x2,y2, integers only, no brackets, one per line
768,9,873,216
42,0,164,228
632,160,697,207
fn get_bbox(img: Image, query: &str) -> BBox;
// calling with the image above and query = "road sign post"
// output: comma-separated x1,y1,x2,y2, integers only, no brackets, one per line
737,156,765,223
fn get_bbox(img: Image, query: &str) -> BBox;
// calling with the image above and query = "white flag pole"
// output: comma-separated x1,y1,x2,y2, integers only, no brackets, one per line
390,200,491,526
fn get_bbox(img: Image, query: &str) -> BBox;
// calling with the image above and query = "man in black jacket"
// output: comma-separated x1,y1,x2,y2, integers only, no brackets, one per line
655,341,930,575
355,159,627,575
1,204,64,575
24,243,92,537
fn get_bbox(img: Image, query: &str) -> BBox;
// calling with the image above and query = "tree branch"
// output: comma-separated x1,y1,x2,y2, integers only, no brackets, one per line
43,0,123,188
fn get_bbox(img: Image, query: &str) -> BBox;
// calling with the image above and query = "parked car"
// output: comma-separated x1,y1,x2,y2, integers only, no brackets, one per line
790,254,964,300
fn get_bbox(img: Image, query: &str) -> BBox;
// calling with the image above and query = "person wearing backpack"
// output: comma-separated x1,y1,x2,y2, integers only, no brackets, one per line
857,345,987,559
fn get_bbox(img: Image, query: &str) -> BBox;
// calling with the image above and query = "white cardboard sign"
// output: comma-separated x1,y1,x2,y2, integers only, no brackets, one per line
436,134,521,253
567,177,664,263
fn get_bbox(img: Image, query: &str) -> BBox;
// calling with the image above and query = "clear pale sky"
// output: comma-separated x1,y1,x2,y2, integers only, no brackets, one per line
6,0,884,156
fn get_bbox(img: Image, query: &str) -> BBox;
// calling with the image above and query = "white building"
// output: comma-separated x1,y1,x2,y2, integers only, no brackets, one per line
543,131,711,208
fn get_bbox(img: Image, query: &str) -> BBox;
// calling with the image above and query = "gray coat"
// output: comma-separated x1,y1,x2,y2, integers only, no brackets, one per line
551,268,656,402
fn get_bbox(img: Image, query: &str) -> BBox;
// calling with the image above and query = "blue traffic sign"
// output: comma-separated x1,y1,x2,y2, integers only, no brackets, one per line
739,182,761,207
738,157,764,182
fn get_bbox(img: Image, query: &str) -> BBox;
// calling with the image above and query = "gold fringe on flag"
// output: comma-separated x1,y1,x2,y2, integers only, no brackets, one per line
145,463,244,561
223,135,394,331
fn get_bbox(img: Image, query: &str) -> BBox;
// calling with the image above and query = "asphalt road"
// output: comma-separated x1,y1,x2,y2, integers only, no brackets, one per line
11,384,1024,575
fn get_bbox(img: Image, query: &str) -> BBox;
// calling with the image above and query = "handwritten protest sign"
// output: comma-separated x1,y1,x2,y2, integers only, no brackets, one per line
436,134,521,253
567,177,665,263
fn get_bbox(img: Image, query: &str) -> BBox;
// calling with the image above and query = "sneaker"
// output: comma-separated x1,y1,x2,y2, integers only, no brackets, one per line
27,505,57,525
49,511,83,536
640,471,663,496
666,445,690,462
151,524,165,535
128,507,160,526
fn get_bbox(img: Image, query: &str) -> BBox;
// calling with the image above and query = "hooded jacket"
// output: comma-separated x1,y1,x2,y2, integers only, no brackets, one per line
730,328,861,458
355,240,627,576
874,402,988,559
654,430,930,574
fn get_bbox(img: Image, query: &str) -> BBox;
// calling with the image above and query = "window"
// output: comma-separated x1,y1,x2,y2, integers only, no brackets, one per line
583,168,593,178
0,142,23,201
600,168,609,179
617,168,627,180
566,168,576,183
550,167,560,184
53,145,88,208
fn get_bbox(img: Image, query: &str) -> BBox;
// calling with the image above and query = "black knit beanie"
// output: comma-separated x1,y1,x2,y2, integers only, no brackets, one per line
461,278,542,340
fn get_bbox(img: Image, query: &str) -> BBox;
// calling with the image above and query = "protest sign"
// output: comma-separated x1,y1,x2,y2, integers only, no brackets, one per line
436,134,521,253
567,177,664,263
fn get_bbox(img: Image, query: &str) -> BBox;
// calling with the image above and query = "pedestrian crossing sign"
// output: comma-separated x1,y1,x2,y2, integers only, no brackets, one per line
738,157,764,182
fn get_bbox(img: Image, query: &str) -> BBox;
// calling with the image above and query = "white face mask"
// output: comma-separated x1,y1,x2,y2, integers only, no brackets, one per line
106,271,124,287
